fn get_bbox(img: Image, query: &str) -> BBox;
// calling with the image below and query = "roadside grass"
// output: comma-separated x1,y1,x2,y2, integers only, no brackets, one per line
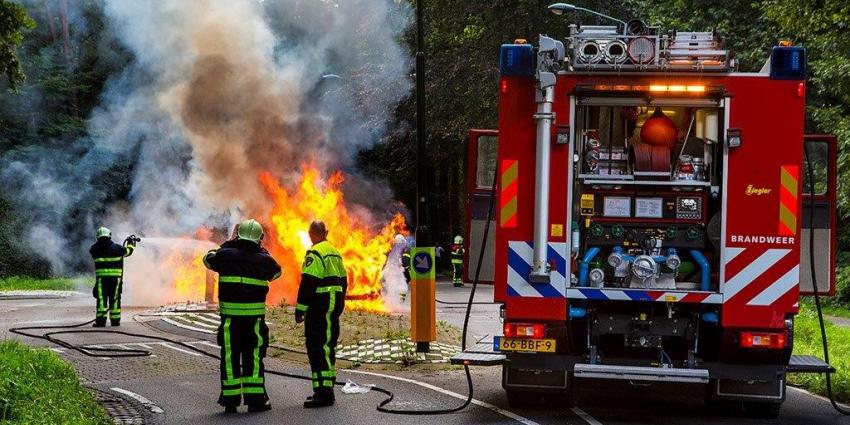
0,276,80,291
821,305,850,320
0,341,110,424
788,306,850,403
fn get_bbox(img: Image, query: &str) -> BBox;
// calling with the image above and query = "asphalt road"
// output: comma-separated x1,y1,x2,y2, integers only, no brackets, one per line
2,282,849,425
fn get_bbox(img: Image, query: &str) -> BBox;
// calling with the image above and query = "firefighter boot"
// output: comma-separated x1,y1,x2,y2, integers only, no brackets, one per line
247,401,272,412
223,404,238,414
303,389,335,408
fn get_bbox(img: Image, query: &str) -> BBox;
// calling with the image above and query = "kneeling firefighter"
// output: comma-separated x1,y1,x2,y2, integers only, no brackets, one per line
295,220,347,408
204,219,281,413
89,227,139,327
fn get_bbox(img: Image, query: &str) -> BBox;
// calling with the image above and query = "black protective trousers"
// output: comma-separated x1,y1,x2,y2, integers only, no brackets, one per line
305,287,344,394
94,277,122,326
216,316,270,407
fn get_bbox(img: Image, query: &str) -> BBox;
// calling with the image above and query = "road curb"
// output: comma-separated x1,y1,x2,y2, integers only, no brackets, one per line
88,386,157,425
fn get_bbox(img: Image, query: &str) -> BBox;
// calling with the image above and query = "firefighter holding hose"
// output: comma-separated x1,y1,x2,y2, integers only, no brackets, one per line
204,219,281,414
89,227,138,327
295,220,347,408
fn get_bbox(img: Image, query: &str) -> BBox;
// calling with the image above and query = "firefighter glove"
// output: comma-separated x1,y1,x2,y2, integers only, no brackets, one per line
295,310,305,324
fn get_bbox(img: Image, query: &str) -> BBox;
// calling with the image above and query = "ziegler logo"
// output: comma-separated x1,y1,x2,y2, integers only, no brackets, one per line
745,185,772,196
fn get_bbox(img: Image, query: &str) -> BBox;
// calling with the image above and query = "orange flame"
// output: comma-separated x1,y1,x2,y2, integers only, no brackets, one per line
259,165,407,313
159,165,406,313
164,241,213,302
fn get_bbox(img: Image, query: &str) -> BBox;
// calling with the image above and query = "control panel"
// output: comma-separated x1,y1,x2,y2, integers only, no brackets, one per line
584,221,706,249
580,190,707,223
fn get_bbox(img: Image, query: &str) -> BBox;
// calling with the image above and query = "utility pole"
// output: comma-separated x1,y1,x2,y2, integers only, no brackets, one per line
414,0,430,247
411,0,435,353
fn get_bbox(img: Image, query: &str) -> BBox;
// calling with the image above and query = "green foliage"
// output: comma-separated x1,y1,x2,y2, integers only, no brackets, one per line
761,0,850,248
0,0,35,92
828,252,850,307
0,195,51,278
788,307,850,403
625,0,775,72
0,1,133,277
0,276,78,291
0,341,111,424
369,0,630,244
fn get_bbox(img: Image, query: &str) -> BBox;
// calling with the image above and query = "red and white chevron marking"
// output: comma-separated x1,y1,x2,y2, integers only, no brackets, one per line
722,246,800,327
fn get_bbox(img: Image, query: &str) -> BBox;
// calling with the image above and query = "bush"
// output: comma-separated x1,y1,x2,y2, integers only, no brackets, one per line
0,341,110,424
832,252,850,307
0,195,51,278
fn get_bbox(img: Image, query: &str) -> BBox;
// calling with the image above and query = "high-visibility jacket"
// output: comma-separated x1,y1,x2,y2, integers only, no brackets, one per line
451,243,465,264
89,237,135,277
296,240,347,313
204,240,281,317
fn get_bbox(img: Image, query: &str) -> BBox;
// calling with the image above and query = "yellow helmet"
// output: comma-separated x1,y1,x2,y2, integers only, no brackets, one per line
237,219,264,244
454,235,463,244
96,227,112,239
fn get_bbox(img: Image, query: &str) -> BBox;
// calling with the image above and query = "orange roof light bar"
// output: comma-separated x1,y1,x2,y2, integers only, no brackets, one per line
649,84,707,93
577,84,716,95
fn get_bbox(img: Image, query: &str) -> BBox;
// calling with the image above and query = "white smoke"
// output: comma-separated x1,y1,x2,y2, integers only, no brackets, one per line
1,0,412,305
382,234,411,312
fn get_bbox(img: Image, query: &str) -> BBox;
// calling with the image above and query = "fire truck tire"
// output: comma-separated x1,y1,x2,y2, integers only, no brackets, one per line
742,401,782,418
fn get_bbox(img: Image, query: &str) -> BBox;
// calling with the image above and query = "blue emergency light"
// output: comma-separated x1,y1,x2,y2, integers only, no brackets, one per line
770,46,806,80
499,44,534,76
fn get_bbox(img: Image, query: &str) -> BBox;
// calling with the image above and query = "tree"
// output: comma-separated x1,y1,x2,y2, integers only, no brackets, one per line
0,0,36,92
761,0,850,247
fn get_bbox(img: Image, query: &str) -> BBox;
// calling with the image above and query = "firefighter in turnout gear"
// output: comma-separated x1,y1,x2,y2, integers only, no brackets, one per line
401,247,411,284
204,219,281,414
295,220,347,408
451,235,465,287
89,227,138,327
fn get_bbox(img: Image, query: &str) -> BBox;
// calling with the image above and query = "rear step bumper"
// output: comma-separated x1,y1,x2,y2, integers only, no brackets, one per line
574,363,709,383
788,355,835,373
451,341,506,366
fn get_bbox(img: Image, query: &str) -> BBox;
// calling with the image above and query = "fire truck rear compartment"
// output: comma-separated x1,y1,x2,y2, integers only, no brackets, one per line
571,101,723,294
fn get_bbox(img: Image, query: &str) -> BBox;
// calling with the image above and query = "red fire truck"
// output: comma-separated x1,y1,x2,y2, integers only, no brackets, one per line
458,9,838,417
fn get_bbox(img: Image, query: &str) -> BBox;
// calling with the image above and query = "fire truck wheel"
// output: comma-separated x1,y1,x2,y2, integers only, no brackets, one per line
742,401,782,418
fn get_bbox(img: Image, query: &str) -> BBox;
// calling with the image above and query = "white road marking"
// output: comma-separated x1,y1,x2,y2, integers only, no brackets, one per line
157,342,201,356
571,407,604,425
189,314,221,326
50,348,66,353
161,317,215,334
84,345,112,360
109,387,165,414
344,369,541,425
194,340,220,349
